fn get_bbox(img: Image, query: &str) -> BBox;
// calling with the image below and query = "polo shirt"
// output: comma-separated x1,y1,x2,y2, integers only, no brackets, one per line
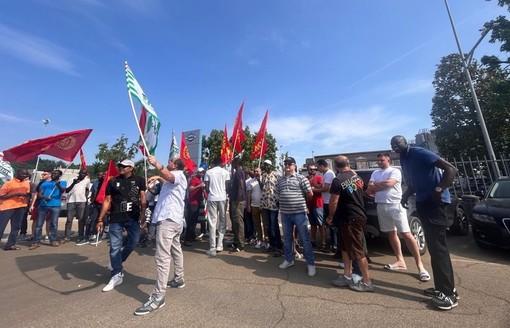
276,173,311,214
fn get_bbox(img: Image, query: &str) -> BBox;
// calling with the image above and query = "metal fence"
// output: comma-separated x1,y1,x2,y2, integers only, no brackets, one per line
449,155,510,196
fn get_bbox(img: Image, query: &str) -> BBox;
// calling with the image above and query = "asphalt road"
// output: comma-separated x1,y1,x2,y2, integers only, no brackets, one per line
1,218,509,328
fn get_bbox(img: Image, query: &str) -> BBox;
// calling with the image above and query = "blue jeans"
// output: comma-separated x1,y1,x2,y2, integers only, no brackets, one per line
262,209,282,250
35,206,60,243
0,207,26,249
281,212,315,265
109,220,140,277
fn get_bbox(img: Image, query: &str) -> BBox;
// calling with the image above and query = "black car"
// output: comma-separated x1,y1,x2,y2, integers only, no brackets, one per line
472,177,510,250
355,168,427,255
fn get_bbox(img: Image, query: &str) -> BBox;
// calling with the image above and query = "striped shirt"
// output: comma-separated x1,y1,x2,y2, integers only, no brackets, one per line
276,173,311,214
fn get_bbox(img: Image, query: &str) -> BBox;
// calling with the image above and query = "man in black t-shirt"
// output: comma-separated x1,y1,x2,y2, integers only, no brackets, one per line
96,159,146,292
327,155,374,292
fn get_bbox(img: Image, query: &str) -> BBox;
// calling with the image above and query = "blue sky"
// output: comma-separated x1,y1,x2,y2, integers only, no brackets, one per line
0,0,507,167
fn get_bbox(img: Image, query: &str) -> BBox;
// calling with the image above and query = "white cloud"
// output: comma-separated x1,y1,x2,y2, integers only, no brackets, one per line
0,24,78,75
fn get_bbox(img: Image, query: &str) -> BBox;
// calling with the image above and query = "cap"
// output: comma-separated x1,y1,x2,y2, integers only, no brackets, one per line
283,157,296,164
197,167,205,172
118,159,134,167
263,159,272,166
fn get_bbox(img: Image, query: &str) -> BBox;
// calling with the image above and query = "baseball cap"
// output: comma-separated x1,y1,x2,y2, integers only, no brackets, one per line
118,159,134,167
197,167,205,172
263,159,272,166
283,157,296,164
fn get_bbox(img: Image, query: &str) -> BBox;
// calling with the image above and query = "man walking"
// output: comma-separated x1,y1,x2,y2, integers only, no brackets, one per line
391,135,459,310
134,156,187,316
96,159,146,292
203,157,230,256
365,153,430,281
276,157,316,277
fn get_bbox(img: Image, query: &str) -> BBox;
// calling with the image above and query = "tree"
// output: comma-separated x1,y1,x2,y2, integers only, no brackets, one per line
431,1,510,158
91,135,139,177
201,127,278,169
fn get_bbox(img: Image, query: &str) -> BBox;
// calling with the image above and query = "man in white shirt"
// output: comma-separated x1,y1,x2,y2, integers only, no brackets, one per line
65,169,91,245
135,156,187,316
366,153,430,282
203,157,230,256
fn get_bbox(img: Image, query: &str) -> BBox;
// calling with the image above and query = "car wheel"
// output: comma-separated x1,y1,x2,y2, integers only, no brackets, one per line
409,216,427,255
472,224,493,250
451,206,469,236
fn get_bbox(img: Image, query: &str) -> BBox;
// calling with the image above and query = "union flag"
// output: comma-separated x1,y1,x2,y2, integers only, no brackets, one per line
250,111,269,161
180,132,197,173
220,125,233,165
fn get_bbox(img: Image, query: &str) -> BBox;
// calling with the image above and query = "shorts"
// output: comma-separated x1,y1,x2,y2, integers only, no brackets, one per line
339,217,366,260
376,203,410,233
307,207,324,226
30,207,51,221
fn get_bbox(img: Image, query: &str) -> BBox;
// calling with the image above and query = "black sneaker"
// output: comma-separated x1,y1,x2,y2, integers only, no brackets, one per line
134,296,165,316
75,239,89,246
424,287,460,300
229,244,244,252
167,278,185,289
432,292,458,310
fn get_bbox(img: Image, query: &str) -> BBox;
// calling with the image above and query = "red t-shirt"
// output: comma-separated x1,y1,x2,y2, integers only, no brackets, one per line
188,176,204,205
307,174,323,208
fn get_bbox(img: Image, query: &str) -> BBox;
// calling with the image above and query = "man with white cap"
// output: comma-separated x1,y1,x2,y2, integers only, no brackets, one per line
96,159,147,292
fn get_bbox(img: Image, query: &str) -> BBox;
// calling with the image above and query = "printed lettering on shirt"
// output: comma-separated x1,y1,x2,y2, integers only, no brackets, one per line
340,175,364,193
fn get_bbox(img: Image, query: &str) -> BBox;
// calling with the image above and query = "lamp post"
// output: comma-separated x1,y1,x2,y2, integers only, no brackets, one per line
443,0,501,178
32,119,51,182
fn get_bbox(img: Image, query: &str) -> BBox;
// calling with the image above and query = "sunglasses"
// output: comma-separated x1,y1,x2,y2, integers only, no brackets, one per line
117,164,130,168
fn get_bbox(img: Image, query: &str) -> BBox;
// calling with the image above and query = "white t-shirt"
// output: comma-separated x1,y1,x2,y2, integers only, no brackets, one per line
152,170,187,224
321,169,335,204
67,177,91,203
204,166,230,201
369,166,402,204
246,177,262,207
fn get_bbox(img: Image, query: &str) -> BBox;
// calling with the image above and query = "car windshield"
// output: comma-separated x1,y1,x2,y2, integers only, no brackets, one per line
488,180,510,198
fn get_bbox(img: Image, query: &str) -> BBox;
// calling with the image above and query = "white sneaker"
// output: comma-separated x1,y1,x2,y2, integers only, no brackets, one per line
254,240,263,249
279,260,294,269
102,272,123,292
206,249,217,257
215,246,223,252
307,265,316,277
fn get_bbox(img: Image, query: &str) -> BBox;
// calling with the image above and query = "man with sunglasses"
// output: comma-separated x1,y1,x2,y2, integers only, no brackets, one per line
276,157,316,277
96,159,146,292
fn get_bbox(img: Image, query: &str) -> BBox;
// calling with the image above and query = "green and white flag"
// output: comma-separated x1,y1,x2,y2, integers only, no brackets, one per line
0,152,14,186
169,130,179,161
125,62,161,155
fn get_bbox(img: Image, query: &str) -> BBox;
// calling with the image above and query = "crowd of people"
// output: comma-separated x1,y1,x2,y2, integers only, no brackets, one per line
0,135,460,314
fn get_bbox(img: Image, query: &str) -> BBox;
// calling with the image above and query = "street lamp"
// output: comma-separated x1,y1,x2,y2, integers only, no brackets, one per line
443,0,501,178
32,119,51,182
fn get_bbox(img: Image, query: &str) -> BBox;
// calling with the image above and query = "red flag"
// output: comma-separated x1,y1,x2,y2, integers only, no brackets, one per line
220,125,233,165
3,129,92,162
250,111,269,160
95,160,119,204
231,101,245,152
180,132,197,173
79,148,87,170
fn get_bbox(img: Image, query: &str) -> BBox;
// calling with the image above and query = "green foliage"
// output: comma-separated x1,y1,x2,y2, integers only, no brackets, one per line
431,1,510,158
201,127,278,169
11,158,80,175
91,135,138,177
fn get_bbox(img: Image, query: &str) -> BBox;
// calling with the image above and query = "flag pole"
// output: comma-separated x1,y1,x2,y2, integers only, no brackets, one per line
257,137,266,169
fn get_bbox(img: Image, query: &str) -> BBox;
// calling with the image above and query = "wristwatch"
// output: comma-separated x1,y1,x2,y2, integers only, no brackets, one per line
435,186,443,193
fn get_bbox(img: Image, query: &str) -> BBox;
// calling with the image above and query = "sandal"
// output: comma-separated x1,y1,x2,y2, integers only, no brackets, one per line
419,270,431,282
5,245,21,251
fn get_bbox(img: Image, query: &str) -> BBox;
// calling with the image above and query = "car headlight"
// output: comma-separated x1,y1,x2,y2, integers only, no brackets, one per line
473,213,495,222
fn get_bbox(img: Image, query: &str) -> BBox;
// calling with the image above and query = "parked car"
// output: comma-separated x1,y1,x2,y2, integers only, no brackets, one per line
472,177,510,250
355,168,427,255
60,193,68,217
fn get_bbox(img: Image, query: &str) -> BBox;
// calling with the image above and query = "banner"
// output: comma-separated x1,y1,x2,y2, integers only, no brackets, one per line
138,106,161,155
